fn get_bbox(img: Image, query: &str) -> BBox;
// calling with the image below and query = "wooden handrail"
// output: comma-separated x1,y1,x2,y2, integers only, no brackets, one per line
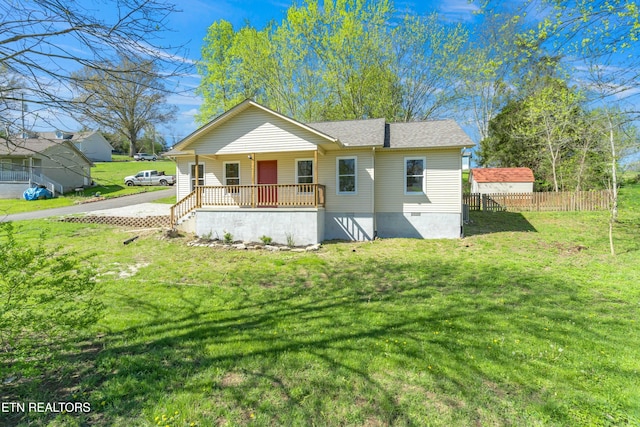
170,188,199,226
170,184,326,226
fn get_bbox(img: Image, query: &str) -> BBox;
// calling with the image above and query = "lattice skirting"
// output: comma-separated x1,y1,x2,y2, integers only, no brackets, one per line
59,215,171,228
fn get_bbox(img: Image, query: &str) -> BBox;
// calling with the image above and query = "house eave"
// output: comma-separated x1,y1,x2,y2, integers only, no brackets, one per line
173,100,341,152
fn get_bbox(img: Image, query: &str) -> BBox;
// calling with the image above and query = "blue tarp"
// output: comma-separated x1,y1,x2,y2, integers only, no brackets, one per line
23,186,53,201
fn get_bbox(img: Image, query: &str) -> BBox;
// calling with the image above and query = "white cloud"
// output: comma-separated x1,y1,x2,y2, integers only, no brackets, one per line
182,108,200,118
438,0,480,22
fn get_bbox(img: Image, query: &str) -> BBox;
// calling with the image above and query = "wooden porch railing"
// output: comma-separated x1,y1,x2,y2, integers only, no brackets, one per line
170,184,326,226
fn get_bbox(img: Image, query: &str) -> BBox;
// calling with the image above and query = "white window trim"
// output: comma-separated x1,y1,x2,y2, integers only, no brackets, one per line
223,161,241,187
188,162,205,191
295,158,314,183
295,158,314,193
336,156,357,195
404,156,426,195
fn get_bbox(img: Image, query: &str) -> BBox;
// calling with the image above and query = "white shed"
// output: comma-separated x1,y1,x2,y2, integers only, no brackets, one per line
469,168,535,194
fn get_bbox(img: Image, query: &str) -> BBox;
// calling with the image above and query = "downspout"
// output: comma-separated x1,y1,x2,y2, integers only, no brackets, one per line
372,147,377,239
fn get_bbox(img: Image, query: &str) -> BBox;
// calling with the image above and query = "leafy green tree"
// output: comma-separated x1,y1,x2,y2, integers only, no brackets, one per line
0,222,103,353
393,13,468,121
478,78,612,192
458,9,524,141
197,20,253,122
196,0,467,123
519,78,585,191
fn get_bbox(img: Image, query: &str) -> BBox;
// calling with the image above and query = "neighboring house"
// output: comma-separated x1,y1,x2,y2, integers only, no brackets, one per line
469,167,535,194
166,100,474,245
38,130,113,162
0,136,93,198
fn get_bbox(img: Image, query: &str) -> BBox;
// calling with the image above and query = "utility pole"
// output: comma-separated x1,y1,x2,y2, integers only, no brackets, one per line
21,93,25,138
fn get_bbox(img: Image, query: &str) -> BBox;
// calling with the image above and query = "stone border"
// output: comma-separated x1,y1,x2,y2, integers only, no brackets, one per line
187,238,321,252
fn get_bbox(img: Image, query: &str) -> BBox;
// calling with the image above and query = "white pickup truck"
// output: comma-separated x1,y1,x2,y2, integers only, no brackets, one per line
124,170,175,186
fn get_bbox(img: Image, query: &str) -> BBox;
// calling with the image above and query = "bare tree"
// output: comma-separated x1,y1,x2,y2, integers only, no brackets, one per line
71,55,177,156
0,0,184,135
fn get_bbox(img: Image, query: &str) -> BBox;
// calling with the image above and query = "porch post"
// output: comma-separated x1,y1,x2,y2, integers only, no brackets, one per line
29,157,33,187
194,154,201,207
314,150,319,208
251,153,256,208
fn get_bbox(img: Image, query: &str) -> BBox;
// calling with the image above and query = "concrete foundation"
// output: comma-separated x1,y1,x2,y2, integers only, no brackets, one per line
0,183,29,199
195,208,325,246
376,212,461,239
191,209,461,243
324,213,374,241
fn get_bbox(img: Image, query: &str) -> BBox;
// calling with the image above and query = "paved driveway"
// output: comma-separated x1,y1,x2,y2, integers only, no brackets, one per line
1,188,175,222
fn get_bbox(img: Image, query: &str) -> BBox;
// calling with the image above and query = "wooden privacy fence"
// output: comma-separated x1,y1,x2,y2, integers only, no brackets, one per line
463,190,610,212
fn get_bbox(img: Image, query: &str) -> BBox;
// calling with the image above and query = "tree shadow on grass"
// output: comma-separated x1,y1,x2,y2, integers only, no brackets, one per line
465,211,537,236
4,253,639,426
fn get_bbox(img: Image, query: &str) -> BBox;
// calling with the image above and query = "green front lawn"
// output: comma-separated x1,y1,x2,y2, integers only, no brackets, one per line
0,159,175,215
1,185,639,426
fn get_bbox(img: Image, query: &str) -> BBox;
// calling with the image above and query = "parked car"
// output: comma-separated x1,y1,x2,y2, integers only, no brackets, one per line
133,152,157,161
124,170,175,186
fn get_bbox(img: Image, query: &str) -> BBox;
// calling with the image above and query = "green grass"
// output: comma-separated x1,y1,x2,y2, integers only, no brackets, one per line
0,159,175,215
1,185,639,426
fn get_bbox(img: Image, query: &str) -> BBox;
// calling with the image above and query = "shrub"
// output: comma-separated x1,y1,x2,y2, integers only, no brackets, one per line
260,235,272,245
285,232,295,247
0,222,103,352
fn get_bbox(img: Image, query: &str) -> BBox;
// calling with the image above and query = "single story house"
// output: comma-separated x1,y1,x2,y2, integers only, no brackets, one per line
469,167,535,194
0,136,93,198
38,130,113,162
167,100,474,245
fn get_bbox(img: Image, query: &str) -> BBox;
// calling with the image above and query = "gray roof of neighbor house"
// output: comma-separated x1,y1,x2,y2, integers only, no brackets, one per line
37,130,111,144
308,118,473,149
0,137,94,165
0,137,60,156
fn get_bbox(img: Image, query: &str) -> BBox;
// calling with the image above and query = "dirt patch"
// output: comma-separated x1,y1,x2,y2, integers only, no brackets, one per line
221,372,245,387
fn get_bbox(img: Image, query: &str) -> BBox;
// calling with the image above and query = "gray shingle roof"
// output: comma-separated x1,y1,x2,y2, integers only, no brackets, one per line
0,138,59,156
307,118,386,147
308,118,473,149
386,120,473,148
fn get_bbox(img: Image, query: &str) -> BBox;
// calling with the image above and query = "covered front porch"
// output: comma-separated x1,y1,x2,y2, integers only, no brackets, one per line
170,183,326,225
0,158,64,197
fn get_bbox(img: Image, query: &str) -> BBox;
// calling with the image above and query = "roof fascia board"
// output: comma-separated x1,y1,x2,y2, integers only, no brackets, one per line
174,100,341,152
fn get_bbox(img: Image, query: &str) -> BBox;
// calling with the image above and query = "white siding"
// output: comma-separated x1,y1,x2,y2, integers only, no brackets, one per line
476,182,533,194
190,107,328,155
176,152,318,201
75,133,112,162
176,149,375,215
375,149,462,214
40,144,91,192
319,149,374,214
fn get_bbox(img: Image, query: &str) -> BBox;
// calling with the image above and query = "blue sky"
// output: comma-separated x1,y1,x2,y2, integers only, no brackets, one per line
151,0,482,143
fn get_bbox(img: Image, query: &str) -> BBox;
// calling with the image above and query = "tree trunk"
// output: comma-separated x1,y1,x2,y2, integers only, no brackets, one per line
608,116,618,256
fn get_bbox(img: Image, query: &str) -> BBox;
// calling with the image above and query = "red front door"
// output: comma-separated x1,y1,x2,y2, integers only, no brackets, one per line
258,160,277,206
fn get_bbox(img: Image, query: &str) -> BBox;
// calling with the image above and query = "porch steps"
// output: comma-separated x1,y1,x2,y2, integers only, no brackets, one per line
175,211,196,234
